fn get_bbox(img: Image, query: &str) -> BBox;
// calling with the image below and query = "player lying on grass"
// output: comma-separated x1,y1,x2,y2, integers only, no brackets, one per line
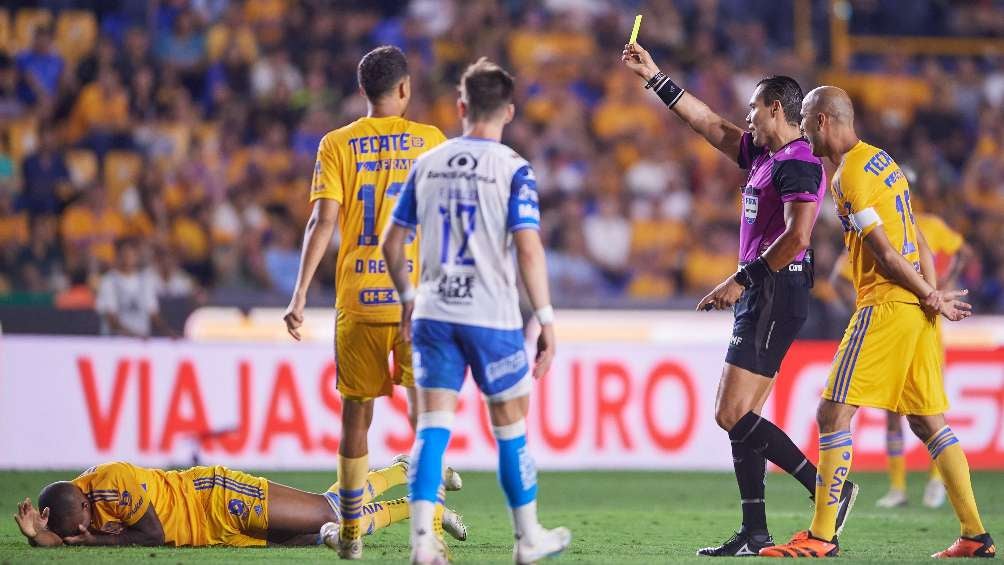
13,457,466,548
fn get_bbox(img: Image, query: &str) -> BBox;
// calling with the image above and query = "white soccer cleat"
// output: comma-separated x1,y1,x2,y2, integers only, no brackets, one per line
442,508,468,541
392,453,411,472
322,522,363,559
513,525,572,565
876,488,908,508
444,466,463,491
320,521,340,547
411,533,449,565
923,478,947,508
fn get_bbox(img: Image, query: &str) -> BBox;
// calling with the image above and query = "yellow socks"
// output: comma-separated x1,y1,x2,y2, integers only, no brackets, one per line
338,454,369,541
887,429,907,491
926,426,986,537
364,461,408,499
360,497,411,534
810,431,853,541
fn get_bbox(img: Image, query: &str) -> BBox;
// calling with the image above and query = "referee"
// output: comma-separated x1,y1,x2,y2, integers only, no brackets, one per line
621,43,857,556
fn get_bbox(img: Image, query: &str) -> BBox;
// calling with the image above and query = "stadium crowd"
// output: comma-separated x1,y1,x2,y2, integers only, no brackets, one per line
1,0,1003,318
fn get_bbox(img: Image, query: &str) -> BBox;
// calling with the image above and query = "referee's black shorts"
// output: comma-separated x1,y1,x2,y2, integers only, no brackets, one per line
725,260,812,378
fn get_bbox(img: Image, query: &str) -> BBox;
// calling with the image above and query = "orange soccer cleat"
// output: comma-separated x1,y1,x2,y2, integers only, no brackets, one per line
932,534,996,558
759,530,839,558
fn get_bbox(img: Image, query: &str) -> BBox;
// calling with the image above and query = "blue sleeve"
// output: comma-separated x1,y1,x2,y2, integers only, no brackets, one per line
391,167,419,228
507,164,541,232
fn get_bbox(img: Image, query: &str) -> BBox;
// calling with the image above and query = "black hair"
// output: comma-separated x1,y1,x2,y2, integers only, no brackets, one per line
459,57,515,122
357,45,409,100
755,75,803,125
38,482,85,538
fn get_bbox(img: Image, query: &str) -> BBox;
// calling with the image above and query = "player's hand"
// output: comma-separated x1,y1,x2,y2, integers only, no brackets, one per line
621,42,660,82
14,498,47,539
283,292,306,341
533,323,556,379
399,300,414,343
697,276,744,312
63,524,97,546
937,289,972,322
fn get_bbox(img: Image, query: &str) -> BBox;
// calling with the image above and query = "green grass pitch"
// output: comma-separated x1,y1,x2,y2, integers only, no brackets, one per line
0,469,1000,563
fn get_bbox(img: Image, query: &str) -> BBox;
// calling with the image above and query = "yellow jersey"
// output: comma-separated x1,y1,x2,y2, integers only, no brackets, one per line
310,116,446,323
72,462,211,547
832,140,921,308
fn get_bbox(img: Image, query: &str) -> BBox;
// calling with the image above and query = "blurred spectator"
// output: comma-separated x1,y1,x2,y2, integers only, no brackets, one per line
583,195,632,289
18,128,70,217
67,67,132,156
146,245,199,300
60,185,124,266
55,267,96,310
95,238,173,337
0,53,27,120
252,48,303,101
15,26,63,106
263,219,300,295
547,226,605,299
15,215,63,292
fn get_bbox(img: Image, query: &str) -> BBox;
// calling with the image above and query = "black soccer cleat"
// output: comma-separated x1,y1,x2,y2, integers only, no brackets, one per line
833,480,859,537
697,530,775,557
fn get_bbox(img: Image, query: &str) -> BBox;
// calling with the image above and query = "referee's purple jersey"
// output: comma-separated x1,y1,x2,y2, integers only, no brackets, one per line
736,132,826,264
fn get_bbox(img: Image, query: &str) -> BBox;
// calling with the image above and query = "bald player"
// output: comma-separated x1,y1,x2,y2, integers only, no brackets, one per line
760,86,995,559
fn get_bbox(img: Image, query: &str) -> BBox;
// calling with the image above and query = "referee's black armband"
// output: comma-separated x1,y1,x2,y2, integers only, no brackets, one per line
735,256,773,289
645,72,685,109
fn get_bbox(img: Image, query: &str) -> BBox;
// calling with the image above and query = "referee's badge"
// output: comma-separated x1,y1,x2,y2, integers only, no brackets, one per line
742,186,759,224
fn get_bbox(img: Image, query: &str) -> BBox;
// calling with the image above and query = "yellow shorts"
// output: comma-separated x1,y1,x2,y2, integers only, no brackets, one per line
823,301,948,415
335,309,413,399
193,466,270,547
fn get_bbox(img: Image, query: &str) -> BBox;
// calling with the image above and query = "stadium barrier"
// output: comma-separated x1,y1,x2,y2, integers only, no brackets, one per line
2,333,1002,470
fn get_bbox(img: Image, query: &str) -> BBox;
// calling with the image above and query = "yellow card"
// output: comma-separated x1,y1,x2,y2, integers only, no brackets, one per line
629,14,642,44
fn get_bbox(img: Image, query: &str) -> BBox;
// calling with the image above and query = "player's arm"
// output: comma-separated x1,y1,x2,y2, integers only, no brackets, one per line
15,498,63,547
514,229,555,379
915,226,938,289
283,198,340,340
63,507,165,547
621,43,744,160
829,250,857,308
862,228,970,321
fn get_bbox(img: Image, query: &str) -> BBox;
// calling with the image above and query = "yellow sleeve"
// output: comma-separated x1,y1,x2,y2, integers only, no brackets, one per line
919,215,964,255
309,135,345,204
84,463,151,527
839,161,884,238
428,126,447,148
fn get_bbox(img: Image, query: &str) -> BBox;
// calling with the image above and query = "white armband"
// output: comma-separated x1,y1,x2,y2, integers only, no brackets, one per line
399,287,416,303
534,305,555,325
850,207,882,233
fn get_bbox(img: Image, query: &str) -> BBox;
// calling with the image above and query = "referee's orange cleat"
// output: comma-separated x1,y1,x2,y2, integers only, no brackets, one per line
759,531,839,558
932,534,996,558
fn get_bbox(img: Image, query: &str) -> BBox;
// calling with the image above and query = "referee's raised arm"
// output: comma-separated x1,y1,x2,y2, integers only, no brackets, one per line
621,43,744,161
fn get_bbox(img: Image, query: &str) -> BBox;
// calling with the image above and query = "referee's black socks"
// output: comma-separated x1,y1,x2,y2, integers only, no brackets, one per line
730,411,818,496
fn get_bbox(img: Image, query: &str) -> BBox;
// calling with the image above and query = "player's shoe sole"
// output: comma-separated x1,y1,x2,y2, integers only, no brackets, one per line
933,533,996,558
759,531,839,558
514,526,572,564
834,480,859,537
696,530,774,556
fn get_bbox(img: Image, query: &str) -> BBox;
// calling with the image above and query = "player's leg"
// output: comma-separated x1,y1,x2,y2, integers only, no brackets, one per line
265,481,340,545
900,320,993,557
876,411,909,508
462,324,570,564
409,319,466,564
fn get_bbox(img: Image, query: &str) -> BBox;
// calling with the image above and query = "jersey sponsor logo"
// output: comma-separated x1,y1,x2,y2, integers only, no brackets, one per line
119,490,132,507
862,150,894,176
427,169,496,183
228,498,248,517
359,288,398,305
518,203,540,222
730,335,743,346
883,168,905,188
354,158,414,172
447,152,478,170
436,273,475,303
347,133,412,154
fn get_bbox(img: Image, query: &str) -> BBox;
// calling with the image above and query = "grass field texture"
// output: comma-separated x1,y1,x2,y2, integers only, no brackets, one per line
0,470,1000,563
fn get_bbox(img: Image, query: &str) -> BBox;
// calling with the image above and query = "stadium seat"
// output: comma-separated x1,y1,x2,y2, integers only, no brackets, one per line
54,10,97,63
65,148,98,187
13,8,52,51
0,10,11,54
103,150,143,206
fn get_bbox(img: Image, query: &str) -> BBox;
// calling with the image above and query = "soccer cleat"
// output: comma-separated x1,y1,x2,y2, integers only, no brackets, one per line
834,480,859,537
696,530,774,556
411,533,450,565
320,521,340,547
932,533,996,558
514,525,572,564
923,478,947,508
442,508,468,541
876,488,908,508
392,453,463,491
759,530,839,558
336,536,363,560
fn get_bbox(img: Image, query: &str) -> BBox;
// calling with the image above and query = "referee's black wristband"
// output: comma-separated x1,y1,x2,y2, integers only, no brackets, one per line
647,73,685,109
736,256,773,288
